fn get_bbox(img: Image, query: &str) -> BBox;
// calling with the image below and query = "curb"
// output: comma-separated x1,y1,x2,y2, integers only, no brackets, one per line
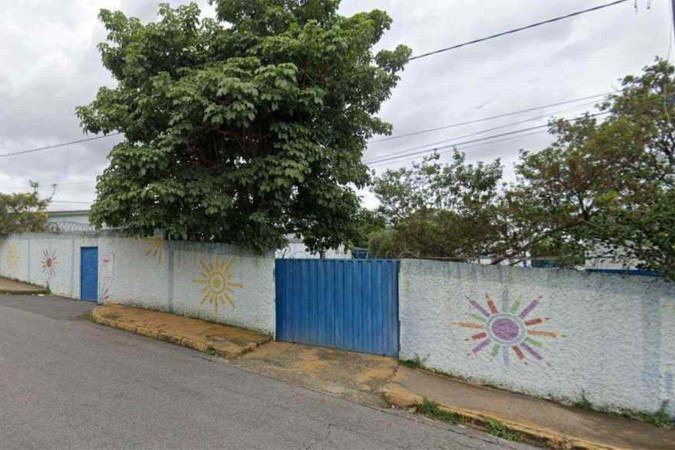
0,290,46,295
383,382,619,450
90,307,268,359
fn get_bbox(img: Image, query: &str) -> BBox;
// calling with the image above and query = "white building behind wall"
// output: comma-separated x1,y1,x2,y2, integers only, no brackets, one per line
47,210,351,259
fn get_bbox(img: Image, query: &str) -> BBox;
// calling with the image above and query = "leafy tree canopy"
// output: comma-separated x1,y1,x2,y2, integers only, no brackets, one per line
370,152,504,259
0,183,50,235
370,60,675,278
78,0,410,253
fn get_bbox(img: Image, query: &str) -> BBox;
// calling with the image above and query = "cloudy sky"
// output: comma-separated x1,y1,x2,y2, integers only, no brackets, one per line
0,0,671,211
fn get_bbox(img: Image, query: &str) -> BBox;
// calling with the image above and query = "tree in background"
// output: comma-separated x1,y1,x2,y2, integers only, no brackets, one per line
78,0,410,253
370,60,674,278
370,152,503,259
509,59,674,276
0,183,50,235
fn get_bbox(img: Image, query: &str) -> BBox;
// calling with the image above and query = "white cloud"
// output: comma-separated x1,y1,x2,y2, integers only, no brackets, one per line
0,0,670,211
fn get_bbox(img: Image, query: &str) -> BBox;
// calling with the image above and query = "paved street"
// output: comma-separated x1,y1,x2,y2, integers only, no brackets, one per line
0,295,526,449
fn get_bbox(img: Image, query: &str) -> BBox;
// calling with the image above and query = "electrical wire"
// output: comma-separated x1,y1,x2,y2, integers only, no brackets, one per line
366,99,603,160
365,112,609,166
408,0,631,61
369,93,609,143
0,133,122,158
369,129,550,169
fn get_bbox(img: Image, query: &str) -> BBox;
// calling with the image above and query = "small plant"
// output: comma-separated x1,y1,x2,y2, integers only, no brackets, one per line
485,419,524,442
573,392,593,411
204,348,219,357
77,312,96,323
628,405,672,429
399,355,426,369
572,394,672,429
417,399,460,424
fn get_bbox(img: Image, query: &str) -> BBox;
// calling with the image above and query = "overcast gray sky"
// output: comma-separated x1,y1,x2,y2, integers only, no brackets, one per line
0,0,671,210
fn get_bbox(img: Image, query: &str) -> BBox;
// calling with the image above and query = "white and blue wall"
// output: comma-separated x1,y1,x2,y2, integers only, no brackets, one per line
0,232,275,334
398,260,675,418
1,232,674,418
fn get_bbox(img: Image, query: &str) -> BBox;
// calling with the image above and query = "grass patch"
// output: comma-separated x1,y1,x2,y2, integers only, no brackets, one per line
572,392,593,411
77,312,97,323
417,399,530,444
204,348,219,357
627,407,672,428
417,399,460,424
485,419,525,442
399,355,426,369
573,394,672,429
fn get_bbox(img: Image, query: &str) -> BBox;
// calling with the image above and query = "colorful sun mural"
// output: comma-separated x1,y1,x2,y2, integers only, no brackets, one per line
41,249,59,277
100,251,114,302
194,256,243,315
455,294,558,365
5,243,19,273
145,237,164,264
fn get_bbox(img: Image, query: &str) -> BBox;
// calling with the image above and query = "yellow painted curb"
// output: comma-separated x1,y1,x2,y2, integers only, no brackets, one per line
383,383,621,450
90,306,263,359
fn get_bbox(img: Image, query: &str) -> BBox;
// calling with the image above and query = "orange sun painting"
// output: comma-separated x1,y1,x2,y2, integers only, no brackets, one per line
145,237,164,264
455,294,558,365
5,243,19,273
193,256,243,315
41,249,59,277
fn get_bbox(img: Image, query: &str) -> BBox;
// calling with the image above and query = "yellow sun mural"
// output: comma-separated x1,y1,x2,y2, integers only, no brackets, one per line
145,237,164,264
193,256,243,315
5,243,19,273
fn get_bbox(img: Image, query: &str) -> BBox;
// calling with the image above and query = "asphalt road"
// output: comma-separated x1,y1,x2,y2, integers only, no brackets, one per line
0,295,528,449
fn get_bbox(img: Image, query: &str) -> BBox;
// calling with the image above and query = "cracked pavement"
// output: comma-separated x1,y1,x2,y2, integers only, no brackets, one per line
0,295,532,449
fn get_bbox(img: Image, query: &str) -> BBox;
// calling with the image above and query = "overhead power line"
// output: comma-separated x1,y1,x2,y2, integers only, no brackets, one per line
369,129,550,169
408,0,631,61
0,133,122,159
364,112,609,166
367,100,603,161
370,93,609,143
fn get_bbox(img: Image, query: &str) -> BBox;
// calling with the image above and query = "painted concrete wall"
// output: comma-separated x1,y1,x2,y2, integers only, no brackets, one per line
399,260,675,417
0,233,276,335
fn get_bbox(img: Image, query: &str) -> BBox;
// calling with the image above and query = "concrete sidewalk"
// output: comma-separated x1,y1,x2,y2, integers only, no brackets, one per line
385,366,674,449
92,304,271,358
92,303,673,449
0,277,46,294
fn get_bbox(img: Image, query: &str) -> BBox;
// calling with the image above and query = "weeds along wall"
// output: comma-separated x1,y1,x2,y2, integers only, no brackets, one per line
0,233,275,335
399,260,675,418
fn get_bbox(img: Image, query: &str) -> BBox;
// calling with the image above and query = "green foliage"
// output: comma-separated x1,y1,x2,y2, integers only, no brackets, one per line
417,399,460,424
371,60,675,278
484,419,524,442
78,0,410,253
629,406,672,429
572,392,594,411
371,152,504,259
0,183,50,235
350,208,385,248
398,355,425,369
574,394,672,429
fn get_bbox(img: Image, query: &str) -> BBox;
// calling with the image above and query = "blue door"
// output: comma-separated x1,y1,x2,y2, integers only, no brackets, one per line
80,247,98,302
275,259,399,357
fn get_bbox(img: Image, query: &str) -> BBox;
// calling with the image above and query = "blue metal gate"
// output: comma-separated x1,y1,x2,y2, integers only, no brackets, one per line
80,247,98,302
275,259,399,357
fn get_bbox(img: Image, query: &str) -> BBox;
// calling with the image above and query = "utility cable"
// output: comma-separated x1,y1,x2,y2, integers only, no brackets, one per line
408,0,631,61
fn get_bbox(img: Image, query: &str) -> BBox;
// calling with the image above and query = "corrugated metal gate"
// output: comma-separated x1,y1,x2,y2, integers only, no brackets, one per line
275,259,399,357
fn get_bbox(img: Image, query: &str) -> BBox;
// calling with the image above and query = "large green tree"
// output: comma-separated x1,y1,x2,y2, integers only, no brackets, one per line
78,0,410,252
0,183,50,235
